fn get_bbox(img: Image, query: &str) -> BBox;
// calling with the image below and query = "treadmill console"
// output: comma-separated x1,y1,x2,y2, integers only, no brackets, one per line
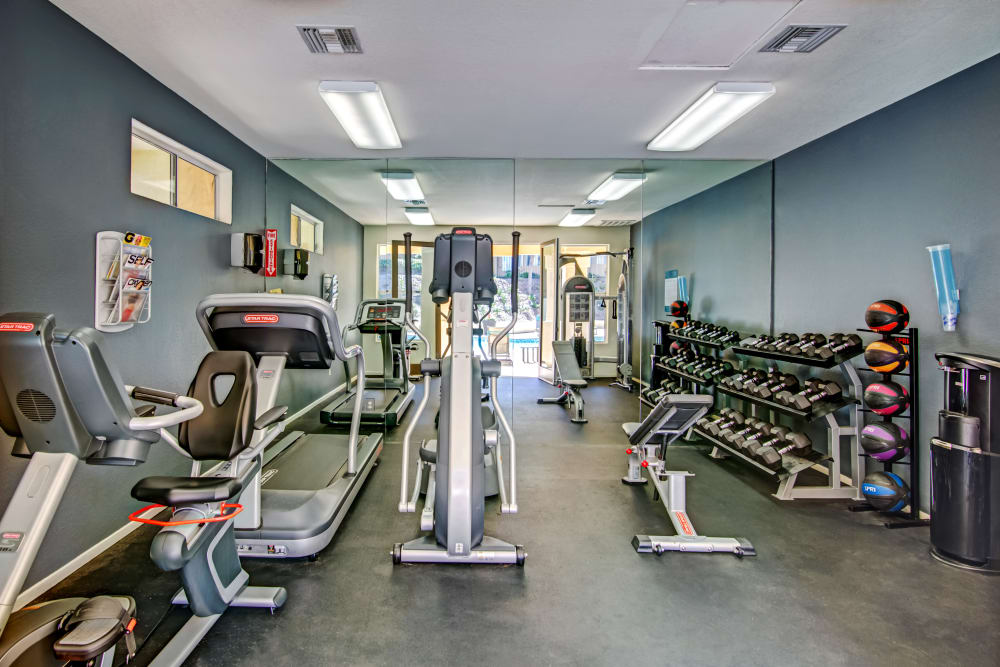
365,304,403,322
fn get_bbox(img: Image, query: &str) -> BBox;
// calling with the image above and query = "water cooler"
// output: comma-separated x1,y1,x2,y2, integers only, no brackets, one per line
931,352,1000,572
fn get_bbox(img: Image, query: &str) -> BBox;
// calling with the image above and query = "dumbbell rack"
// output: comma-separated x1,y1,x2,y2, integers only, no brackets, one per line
648,320,719,402
644,327,729,408
692,426,824,480
849,327,929,528
712,342,866,501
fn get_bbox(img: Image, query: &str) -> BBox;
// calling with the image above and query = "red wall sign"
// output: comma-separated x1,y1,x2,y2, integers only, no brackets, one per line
264,229,278,277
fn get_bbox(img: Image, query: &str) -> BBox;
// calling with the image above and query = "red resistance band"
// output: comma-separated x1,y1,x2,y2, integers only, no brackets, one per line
129,502,243,527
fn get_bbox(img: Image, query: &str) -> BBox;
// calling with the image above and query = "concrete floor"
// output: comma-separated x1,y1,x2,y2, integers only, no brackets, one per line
41,378,1000,666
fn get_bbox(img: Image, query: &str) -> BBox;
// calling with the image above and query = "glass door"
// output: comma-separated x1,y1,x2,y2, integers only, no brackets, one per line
538,238,559,384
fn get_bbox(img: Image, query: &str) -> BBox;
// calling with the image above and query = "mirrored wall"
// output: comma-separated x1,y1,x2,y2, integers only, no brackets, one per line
262,157,769,463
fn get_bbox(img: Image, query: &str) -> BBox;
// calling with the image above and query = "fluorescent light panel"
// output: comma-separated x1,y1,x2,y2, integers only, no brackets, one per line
381,171,424,201
588,172,646,201
318,81,401,149
647,82,775,152
404,207,435,226
559,208,596,227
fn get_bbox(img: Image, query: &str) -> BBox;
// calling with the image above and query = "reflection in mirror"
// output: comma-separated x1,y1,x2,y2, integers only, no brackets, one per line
636,158,768,423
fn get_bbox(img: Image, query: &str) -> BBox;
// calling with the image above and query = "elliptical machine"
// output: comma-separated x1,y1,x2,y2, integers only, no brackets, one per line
393,228,525,565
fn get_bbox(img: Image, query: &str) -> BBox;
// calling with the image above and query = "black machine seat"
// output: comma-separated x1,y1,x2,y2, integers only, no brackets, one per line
131,476,243,505
179,350,257,461
551,341,587,388
626,393,713,446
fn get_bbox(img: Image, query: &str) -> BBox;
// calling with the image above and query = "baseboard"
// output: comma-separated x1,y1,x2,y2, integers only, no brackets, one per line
14,506,161,611
14,380,351,611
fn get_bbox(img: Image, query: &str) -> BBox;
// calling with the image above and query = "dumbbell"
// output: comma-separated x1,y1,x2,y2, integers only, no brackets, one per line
773,378,825,405
728,420,777,449
761,333,797,352
786,380,843,410
783,333,827,356
719,417,767,444
700,361,734,380
743,371,784,395
754,373,799,399
728,368,767,391
744,425,791,458
803,333,862,360
742,336,775,350
705,411,746,436
696,408,738,429
757,432,813,470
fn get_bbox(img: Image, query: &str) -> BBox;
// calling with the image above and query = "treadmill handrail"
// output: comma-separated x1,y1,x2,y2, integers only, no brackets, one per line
195,292,363,474
195,293,361,362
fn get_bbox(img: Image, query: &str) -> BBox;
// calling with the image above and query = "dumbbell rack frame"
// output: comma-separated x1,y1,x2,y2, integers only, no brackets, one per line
714,343,866,501
646,321,726,406
848,327,930,529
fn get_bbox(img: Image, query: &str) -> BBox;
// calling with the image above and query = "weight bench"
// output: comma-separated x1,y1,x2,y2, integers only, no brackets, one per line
537,340,588,423
622,394,756,558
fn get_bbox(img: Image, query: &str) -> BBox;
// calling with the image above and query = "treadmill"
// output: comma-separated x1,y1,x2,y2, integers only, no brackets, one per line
321,299,413,429
196,293,383,559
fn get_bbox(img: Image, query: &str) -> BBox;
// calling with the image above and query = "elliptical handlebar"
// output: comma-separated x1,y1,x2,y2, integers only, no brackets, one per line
490,231,520,514
398,232,432,513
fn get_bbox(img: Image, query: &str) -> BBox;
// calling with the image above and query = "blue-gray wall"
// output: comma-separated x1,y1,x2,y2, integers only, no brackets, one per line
633,163,773,381
0,0,363,586
635,53,1000,510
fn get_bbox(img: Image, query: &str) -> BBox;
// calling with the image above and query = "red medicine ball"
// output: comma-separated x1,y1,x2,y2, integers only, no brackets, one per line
864,300,909,334
670,300,689,317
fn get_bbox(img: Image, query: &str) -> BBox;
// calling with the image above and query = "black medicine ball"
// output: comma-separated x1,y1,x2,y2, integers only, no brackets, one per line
864,300,909,334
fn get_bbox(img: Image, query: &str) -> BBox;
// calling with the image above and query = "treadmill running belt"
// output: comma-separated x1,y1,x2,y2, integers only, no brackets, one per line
262,435,351,491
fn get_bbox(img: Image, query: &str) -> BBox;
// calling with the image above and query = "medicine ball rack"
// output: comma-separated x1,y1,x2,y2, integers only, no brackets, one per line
712,340,866,501
849,326,929,529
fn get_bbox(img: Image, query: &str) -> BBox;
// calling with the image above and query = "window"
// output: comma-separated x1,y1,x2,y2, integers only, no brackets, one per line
130,119,232,223
290,205,324,254
560,244,611,342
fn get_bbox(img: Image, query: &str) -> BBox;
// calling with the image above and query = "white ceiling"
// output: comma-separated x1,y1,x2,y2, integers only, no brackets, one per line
272,158,764,226
52,0,1000,161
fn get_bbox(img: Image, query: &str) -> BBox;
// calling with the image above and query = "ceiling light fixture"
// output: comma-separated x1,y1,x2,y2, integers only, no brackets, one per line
318,81,402,149
381,171,424,201
588,172,646,201
559,208,596,228
404,207,435,226
647,82,775,152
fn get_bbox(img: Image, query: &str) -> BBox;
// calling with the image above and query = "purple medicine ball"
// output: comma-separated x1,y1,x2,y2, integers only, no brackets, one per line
861,422,910,462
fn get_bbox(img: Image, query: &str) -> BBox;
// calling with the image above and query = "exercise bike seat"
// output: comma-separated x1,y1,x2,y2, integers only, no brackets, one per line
131,476,243,505
551,341,587,388
52,596,136,663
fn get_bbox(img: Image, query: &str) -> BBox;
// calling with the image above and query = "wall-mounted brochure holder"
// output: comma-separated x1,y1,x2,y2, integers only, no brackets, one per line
95,231,153,332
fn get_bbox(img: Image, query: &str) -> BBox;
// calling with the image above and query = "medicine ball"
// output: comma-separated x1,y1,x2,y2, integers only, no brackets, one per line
670,300,689,317
668,341,688,356
864,381,910,416
669,319,687,330
862,471,909,512
864,300,909,334
861,422,910,462
864,339,909,374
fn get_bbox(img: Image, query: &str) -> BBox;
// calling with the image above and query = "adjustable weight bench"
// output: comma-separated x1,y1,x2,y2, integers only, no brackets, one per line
537,340,588,423
622,394,756,558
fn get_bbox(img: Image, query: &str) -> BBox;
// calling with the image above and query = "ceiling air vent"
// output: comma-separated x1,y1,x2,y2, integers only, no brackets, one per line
760,25,845,53
297,26,362,54
597,220,637,227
